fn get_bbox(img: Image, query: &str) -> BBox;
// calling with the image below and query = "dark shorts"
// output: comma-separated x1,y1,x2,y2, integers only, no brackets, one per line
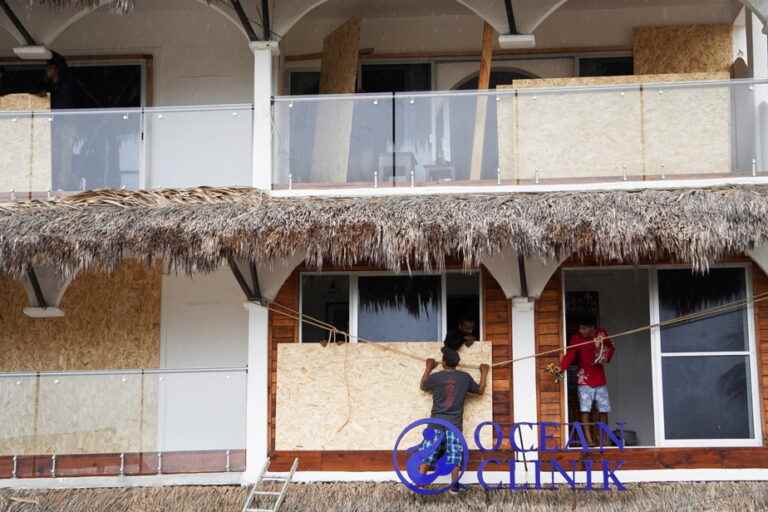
419,428,463,466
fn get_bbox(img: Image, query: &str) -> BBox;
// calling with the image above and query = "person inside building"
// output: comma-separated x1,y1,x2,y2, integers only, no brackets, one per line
560,317,615,446
45,52,81,109
443,316,477,351
418,347,489,494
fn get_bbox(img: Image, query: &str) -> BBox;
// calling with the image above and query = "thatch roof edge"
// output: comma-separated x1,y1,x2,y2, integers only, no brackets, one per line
1,185,768,278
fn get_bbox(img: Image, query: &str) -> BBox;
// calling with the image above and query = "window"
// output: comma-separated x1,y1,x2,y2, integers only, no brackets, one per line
299,272,481,343
563,265,761,448
655,268,756,442
300,275,350,343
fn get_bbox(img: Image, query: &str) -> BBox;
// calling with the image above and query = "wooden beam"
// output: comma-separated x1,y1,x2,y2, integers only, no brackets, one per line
261,0,271,41
285,46,630,63
517,255,529,297
469,22,496,181
504,0,518,35
230,0,258,42
26,267,48,309
227,255,256,301
0,0,36,46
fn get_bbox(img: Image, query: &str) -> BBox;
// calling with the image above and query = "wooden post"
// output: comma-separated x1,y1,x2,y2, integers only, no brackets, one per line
470,22,496,181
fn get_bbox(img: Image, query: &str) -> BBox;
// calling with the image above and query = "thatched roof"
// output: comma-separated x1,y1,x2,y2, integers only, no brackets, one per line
34,0,135,12
1,482,767,511
1,185,768,278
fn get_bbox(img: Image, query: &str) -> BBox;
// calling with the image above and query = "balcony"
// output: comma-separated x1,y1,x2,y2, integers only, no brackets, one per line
0,105,254,199
2,77,767,199
0,368,246,478
272,76,768,192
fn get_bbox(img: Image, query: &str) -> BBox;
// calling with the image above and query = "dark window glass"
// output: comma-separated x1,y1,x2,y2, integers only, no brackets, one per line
358,276,441,342
289,71,321,96
662,356,752,439
659,268,748,353
301,275,350,343
579,57,634,77
360,63,431,93
446,273,480,339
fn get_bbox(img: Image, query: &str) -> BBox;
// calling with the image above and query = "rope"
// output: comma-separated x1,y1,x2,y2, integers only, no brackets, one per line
262,289,768,433
264,290,768,370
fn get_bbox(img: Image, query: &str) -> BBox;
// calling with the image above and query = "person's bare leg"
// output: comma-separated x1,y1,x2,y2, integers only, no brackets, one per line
451,466,460,487
597,412,609,446
580,412,594,446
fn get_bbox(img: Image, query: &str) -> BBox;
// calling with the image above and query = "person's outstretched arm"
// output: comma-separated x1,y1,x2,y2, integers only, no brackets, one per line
473,364,490,394
420,358,437,391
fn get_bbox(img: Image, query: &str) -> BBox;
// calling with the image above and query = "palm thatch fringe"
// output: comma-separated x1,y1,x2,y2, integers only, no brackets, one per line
1,482,768,512
32,0,136,13
2,185,768,279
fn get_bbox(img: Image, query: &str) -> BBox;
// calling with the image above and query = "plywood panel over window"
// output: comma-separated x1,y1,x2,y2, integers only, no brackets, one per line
0,261,161,372
633,24,732,75
268,265,512,455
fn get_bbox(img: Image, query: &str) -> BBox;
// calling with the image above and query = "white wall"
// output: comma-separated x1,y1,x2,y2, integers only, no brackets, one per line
564,268,655,446
280,0,740,58
49,0,253,106
158,268,249,451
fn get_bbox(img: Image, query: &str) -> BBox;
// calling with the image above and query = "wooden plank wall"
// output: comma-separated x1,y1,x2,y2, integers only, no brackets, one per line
268,269,300,453
752,265,768,444
535,271,564,447
482,268,512,446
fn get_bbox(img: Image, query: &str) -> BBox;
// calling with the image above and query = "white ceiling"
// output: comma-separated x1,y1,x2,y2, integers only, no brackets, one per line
304,0,742,20
305,0,474,19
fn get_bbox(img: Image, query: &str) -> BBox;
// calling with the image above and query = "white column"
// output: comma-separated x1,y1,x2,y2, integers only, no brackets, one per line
243,302,269,483
250,41,279,191
511,297,538,459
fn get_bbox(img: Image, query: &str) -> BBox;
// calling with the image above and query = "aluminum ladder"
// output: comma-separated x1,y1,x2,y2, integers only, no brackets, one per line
242,457,299,512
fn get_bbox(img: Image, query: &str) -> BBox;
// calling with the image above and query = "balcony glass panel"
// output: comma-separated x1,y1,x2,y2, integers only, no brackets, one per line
0,369,246,460
145,106,253,189
271,78,768,190
272,94,393,188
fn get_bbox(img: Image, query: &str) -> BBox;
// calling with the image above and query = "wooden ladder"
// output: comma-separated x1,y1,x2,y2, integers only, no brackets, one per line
242,457,299,512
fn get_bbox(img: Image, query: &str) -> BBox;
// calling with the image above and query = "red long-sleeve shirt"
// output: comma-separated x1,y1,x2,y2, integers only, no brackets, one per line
560,328,614,387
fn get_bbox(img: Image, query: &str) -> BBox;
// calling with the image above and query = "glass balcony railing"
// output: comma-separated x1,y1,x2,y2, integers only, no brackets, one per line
272,78,768,190
0,105,254,199
3,79,768,198
0,368,246,477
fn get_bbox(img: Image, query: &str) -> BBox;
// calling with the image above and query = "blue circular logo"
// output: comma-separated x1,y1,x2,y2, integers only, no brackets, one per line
391,418,469,495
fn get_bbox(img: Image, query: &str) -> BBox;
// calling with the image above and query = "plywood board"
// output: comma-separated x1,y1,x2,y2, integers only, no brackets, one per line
0,261,162,455
0,261,161,372
276,342,493,451
0,94,52,192
0,374,159,455
311,18,362,184
497,72,731,181
634,25,732,75
318,17,362,95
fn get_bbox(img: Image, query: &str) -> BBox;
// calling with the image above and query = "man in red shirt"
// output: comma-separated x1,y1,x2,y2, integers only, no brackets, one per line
560,317,615,446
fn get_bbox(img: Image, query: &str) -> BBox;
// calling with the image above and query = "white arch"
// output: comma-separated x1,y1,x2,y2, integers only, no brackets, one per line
273,0,508,40
0,17,26,45
42,0,249,47
523,0,570,34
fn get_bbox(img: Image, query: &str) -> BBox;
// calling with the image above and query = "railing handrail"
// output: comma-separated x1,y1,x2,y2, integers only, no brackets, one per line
2,77,766,115
0,367,248,378
0,104,254,117
271,77,768,102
